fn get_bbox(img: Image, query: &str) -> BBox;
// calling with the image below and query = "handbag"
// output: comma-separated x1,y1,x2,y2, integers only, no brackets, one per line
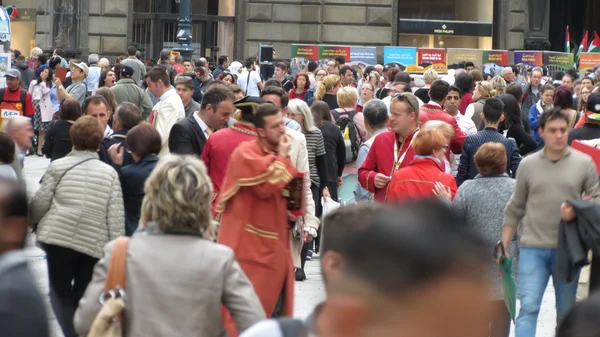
88,237,129,337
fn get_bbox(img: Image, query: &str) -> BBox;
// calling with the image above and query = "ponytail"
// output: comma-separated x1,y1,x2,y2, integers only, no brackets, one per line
315,82,326,101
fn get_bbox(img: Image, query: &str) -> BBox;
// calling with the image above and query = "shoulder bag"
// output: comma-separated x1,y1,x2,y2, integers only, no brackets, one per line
88,236,129,337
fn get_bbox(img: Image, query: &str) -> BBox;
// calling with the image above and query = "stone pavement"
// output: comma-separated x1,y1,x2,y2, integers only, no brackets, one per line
22,156,557,337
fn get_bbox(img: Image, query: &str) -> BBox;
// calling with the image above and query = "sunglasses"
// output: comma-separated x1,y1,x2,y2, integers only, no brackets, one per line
392,93,418,112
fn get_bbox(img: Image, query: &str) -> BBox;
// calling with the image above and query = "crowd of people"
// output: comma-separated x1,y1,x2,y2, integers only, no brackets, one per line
1,45,600,337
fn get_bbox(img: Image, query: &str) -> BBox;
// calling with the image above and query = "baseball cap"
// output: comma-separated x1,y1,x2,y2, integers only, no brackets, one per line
5,69,20,78
121,65,134,77
71,61,89,76
586,92,600,121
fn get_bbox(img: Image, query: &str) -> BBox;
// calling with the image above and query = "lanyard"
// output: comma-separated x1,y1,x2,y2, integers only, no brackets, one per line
391,129,419,178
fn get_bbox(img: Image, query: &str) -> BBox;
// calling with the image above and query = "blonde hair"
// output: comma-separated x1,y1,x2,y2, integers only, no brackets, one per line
140,155,215,237
30,47,43,59
368,71,381,89
423,68,438,85
476,80,498,98
422,120,454,141
489,76,506,95
315,74,340,100
337,86,358,108
288,98,318,132
98,58,110,69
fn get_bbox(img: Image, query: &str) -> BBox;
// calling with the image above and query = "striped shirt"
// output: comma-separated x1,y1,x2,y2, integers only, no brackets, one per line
305,129,326,186
452,113,478,176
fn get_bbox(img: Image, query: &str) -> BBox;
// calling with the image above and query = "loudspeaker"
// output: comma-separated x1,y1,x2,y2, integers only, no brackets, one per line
259,44,274,65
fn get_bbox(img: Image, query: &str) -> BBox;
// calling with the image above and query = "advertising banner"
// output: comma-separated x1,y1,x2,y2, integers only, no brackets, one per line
578,53,600,70
408,48,447,73
513,51,543,67
383,46,417,69
290,44,376,75
543,51,574,71
446,49,482,69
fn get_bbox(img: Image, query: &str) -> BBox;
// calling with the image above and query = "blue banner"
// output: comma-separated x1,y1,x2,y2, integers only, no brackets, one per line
383,46,417,67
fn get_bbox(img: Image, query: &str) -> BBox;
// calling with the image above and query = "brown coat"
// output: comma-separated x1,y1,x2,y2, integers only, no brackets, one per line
74,227,265,337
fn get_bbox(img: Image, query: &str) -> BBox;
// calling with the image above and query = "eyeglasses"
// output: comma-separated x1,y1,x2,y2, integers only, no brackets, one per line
392,93,418,112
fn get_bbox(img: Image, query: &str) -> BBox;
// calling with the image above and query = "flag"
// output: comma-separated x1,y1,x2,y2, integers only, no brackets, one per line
566,26,571,53
576,31,589,66
588,32,600,53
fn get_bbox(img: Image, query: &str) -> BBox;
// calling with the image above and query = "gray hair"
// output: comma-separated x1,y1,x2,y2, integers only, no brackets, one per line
159,49,171,61
287,99,318,132
3,116,30,133
88,53,99,64
98,58,110,69
362,99,388,129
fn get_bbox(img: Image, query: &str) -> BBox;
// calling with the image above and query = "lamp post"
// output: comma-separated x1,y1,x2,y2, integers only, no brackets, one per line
173,0,193,59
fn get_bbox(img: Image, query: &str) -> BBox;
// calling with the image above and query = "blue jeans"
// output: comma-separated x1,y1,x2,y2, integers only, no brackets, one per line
515,247,580,337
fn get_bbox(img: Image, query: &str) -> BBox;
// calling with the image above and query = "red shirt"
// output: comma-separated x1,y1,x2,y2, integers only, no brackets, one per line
357,129,418,202
287,89,307,101
418,103,467,155
387,157,457,203
201,122,257,212
458,92,474,115
0,86,34,130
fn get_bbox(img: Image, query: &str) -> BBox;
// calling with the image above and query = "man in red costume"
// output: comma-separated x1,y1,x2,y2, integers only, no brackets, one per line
202,96,263,212
418,79,466,154
358,93,420,203
217,103,299,336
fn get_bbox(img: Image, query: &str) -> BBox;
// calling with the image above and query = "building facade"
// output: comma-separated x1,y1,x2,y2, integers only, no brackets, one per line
23,0,598,62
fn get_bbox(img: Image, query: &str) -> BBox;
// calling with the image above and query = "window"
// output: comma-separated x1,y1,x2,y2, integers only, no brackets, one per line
53,0,80,50
399,0,493,22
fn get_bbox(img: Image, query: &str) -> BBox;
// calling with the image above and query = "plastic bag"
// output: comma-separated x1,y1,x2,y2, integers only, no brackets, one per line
322,197,341,218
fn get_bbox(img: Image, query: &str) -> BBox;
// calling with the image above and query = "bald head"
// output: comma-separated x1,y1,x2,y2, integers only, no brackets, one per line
3,116,33,150
3,116,30,133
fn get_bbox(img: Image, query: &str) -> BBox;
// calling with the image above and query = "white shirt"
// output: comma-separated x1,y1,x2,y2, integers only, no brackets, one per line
451,113,477,176
151,88,186,156
104,125,113,138
193,112,211,140
237,69,262,97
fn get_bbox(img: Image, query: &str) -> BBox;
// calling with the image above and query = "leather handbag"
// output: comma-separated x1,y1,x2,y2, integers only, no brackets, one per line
88,237,129,337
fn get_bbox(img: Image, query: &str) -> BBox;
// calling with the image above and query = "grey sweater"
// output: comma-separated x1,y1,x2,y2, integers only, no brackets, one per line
504,148,600,249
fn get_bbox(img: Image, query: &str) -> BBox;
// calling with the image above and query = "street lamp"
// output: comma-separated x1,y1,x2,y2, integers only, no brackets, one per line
173,0,193,59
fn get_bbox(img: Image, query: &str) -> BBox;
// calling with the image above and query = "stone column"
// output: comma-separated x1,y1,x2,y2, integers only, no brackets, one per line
524,0,551,50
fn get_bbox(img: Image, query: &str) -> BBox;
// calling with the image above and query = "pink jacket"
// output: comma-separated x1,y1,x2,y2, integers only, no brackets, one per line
29,80,53,122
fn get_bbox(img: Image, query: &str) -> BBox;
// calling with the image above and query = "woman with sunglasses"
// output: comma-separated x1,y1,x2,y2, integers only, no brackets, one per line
386,128,457,203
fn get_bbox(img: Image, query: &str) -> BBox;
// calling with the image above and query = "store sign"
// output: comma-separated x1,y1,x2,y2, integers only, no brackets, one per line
398,19,493,37
579,53,600,70
10,8,35,21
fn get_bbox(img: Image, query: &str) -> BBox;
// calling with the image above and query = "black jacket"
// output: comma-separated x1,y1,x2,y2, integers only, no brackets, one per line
557,199,600,283
168,114,207,156
118,155,159,236
43,119,73,162
568,123,600,145
98,129,134,167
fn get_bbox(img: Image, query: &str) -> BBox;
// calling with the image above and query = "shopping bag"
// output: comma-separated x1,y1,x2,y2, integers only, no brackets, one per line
494,241,517,322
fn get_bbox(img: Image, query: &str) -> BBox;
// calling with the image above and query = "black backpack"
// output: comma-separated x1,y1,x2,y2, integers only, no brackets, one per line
331,108,361,163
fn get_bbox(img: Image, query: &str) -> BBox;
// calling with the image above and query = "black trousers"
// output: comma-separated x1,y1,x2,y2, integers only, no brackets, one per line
301,183,323,270
45,244,99,337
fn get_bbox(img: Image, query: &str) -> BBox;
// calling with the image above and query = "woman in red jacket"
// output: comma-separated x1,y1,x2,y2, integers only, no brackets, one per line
387,128,457,203
288,72,310,101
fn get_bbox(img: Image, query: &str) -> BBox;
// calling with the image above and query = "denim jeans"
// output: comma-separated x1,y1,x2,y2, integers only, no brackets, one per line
515,247,580,337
